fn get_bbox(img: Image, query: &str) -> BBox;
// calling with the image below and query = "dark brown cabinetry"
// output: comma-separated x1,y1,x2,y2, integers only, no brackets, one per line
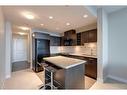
60,36,65,46
61,29,97,46
80,29,97,45
85,58,97,79
88,29,97,42
63,29,77,46
60,54,97,79
81,31,89,44
50,36,61,46
77,33,81,45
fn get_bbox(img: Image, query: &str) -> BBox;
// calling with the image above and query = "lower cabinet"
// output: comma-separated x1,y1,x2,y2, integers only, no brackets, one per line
85,58,97,79
45,61,84,89
61,54,97,79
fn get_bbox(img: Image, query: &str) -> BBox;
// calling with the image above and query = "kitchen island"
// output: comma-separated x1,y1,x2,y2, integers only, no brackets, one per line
43,56,86,89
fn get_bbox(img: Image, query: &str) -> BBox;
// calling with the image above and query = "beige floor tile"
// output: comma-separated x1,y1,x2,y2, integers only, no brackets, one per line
85,76,96,89
3,69,42,89
4,69,126,90
90,81,127,89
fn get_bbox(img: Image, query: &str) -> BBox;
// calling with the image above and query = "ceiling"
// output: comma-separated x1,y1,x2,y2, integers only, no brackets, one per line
103,6,126,13
2,6,97,33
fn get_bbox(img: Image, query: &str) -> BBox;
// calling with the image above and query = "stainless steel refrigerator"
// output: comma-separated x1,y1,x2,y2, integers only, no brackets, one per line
32,32,50,72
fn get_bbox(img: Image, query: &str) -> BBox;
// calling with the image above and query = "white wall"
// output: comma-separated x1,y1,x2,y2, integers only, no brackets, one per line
76,23,97,33
32,28,61,37
29,29,33,69
108,8,127,83
97,8,109,82
0,7,5,88
5,21,12,79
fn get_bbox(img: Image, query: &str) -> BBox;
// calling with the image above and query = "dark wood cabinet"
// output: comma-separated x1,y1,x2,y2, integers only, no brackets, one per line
62,29,97,46
77,33,81,45
80,29,97,45
88,29,97,42
81,31,89,45
50,36,61,46
85,58,97,79
63,29,77,46
61,54,97,79
60,36,64,46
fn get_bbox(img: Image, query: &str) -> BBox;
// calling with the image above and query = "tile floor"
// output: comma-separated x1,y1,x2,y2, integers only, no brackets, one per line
36,71,96,89
90,81,127,89
3,68,127,90
3,69,42,89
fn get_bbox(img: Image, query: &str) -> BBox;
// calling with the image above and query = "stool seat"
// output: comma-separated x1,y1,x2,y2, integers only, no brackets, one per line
45,66,57,73
38,62,48,67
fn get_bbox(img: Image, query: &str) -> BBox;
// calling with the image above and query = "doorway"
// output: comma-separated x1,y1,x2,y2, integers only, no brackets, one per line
12,34,30,72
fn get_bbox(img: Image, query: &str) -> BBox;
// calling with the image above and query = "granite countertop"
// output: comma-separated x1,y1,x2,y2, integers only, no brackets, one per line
43,56,86,69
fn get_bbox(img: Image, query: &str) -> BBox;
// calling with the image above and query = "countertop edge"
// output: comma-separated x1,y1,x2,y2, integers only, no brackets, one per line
43,56,86,69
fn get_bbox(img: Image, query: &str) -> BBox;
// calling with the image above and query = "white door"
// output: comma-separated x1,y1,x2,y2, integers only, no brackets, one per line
12,35,28,62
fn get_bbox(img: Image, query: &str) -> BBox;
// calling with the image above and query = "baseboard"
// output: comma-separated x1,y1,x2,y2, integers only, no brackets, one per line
0,80,5,89
107,75,127,84
97,78,104,83
5,74,11,79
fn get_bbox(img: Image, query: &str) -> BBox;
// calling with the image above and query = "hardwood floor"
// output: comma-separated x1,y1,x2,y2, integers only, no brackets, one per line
12,61,30,72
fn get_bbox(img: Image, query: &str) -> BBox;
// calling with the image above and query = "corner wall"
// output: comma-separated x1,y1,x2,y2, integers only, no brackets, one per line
0,7,5,88
5,21,12,79
108,8,127,83
97,8,109,82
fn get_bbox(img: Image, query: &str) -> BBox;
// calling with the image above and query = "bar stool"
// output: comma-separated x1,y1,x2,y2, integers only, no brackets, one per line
44,66,57,89
39,63,48,89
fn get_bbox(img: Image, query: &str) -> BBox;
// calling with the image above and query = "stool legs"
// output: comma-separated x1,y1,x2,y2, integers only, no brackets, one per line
51,72,53,89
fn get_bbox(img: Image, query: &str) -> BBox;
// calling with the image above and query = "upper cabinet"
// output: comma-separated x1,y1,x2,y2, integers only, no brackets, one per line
81,31,89,44
80,29,97,45
77,33,81,45
50,36,61,46
50,29,97,46
62,29,77,46
88,29,97,42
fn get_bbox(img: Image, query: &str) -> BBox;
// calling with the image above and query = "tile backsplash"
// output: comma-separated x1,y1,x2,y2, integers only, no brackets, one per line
50,42,97,56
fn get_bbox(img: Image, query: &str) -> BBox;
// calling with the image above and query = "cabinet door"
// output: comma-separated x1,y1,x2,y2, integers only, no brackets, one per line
81,31,89,45
56,37,61,46
77,33,81,45
63,30,76,46
88,29,97,42
85,58,97,79
50,36,60,46
60,36,64,46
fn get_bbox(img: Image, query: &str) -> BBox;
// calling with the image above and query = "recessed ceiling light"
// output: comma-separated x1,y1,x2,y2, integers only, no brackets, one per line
22,12,35,20
83,14,88,18
49,16,53,19
32,33,35,37
18,32,26,35
19,26,29,31
25,14,34,19
66,23,70,26
40,24,44,26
